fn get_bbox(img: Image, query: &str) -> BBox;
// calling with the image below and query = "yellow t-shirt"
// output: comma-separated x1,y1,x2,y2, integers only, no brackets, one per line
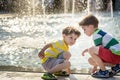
41,40,69,63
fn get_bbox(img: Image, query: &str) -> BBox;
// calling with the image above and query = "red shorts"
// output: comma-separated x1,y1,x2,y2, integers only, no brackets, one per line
98,47,120,64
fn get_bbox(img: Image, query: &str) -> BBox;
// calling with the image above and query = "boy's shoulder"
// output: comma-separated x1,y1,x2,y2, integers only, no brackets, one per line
51,40,63,44
93,29,107,35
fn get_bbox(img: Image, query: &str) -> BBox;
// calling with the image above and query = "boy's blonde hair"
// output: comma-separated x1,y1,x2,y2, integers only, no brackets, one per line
62,26,80,37
79,14,99,28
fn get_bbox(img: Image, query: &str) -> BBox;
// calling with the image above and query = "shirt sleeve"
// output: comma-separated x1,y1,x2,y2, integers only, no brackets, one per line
93,34,102,46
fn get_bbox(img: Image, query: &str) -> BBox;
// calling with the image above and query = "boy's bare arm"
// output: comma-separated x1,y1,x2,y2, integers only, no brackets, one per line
82,48,88,56
38,43,52,59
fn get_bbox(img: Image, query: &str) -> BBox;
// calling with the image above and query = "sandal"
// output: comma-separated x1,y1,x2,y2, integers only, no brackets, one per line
92,69,111,78
111,64,120,76
41,73,57,80
54,71,69,76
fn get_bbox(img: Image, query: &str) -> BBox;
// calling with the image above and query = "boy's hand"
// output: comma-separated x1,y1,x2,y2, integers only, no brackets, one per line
82,49,88,56
38,43,52,59
38,51,44,59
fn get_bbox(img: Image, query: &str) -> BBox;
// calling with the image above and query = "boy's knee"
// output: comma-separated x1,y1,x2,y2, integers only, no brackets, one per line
88,57,97,66
88,58,92,63
64,60,71,67
88,46,95,53
88,58,94,64
88,46,98,55
67,61,71,67
63,51,71,60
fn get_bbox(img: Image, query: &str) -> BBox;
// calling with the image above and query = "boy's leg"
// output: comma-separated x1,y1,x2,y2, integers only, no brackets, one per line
41,59,58,80
88,58,98,73
88,57,115,73
41,57,70,79
88,46,106,71
66,67,71,74
63,52,71,74
63,51,71,60
56,51,71,74
88,46,110,78
49,60,71,73
42,52,71,76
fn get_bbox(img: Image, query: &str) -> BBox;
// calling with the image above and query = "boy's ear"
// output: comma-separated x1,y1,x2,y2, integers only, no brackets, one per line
62,34,66,38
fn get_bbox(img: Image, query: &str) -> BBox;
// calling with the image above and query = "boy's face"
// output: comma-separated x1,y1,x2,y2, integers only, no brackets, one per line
81,25,95,36
63,33,79,46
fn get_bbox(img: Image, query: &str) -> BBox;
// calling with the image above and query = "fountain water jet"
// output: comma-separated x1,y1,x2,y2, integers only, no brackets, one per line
110,0,113,18
42,0,47,43
72,0,75,17
32,0,35,16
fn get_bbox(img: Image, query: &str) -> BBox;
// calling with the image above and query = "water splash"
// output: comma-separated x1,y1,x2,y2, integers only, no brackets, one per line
1,12,120,73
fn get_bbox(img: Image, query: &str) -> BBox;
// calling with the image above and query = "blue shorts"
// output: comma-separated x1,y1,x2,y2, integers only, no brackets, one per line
42,53,65,71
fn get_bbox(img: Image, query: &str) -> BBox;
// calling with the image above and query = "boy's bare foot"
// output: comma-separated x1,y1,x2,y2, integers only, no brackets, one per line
91,66,97,73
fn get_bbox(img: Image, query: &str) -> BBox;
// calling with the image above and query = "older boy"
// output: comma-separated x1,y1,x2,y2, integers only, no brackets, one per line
79,14,120,78
38,26,80,80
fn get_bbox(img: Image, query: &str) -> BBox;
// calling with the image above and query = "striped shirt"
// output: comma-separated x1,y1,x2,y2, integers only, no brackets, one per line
41,40,69,63
93,29,120,55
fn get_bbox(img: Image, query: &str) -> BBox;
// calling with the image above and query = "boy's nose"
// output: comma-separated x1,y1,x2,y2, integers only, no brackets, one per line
71,40,75,43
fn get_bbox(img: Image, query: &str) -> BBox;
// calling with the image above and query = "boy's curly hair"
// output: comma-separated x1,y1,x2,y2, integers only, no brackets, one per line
62,26,80,37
